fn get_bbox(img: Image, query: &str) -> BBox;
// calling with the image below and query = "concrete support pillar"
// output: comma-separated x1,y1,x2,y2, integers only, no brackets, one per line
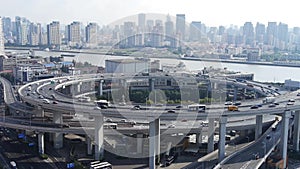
38,133,44,154
293,111,300,151
239,129,248,137
78,84,81,94
233,87,238,102
53,112,63,149
166,142,172,156
218,116,227,162
155,118,160,163
95,115,104,160
281,111,291,169
99,80,103,96
149,118,160,169
36,106,44,117
289,124,293,140
137,134,144,154
86,135,93,155
53,112,63,124
196,133,202,147
255,115,263,140
53,133,63,149
89,81,93,91
70,85,75,96
213,82,218,90
149,78,155,91
207,118,215,153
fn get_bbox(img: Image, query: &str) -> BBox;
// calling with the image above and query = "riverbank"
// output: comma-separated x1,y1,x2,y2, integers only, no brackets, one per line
181,57,300,68
5,47,300,68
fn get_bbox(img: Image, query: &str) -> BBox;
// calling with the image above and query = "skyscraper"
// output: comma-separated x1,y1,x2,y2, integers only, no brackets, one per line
67,21,81,45
176,14,185,41
189,21,202,41
28,23,40,46
277,22,288,43
165,14,176,48
15,16,28,45
146,20,154,32
138,13,146,33
218,26,225,35
2,17,12,37
37,23,43,45
86,23,98,45
243,22,254,46
123,22,136,47
266,22,277,46
255,22,265,44
0,17,5,55
47,21,60,46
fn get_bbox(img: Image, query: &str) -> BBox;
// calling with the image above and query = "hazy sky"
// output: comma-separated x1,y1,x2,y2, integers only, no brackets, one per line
1,0,300,27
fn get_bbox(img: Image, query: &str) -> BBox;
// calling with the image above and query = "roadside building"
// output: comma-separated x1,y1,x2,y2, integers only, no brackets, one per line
105,59,148,74
284,79,300,90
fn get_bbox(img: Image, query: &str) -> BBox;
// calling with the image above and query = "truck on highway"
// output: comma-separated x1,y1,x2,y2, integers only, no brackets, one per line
262,96,276,104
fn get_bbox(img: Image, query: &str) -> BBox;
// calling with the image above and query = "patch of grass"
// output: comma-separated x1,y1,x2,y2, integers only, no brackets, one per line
39,153,48,159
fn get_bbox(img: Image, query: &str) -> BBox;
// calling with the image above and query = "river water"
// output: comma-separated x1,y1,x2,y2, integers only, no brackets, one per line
21,50,300,83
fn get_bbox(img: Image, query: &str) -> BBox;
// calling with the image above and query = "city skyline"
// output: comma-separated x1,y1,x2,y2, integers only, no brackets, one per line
1,0,300,27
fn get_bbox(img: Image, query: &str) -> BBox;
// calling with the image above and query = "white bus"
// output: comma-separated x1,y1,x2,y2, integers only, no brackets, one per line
94,100,109,108
103,123,117,129
187,104,206,112
78,96,91,102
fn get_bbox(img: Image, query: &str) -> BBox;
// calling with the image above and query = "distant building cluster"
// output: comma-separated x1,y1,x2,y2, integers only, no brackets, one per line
0,16,100,49
0,13,299,52
0,51,101,84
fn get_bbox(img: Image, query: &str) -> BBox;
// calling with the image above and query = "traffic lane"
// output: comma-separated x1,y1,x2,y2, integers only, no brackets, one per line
222,123,282,169
0,129,55,169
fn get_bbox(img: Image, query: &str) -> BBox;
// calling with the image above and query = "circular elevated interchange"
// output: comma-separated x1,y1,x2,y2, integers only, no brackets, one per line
2,72,300,168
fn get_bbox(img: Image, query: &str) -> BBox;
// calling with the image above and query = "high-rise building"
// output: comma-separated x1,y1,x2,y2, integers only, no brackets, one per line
85,23,98,45
15,16,28,45
148,22,164,47
0,17,5,55
189,21,202,41
138,13,146,33
28,23,40,46
218,26,225,35
37,23,43,45
266,22,277,46
277,22,288,43
67,21,81,45
15,16,22,44
47,21,60,46
123,22,135,47
243,22,254,46
255,22,265,44
2,17,12,37
176,14,185,41
165,15,176,48
146,20,154,32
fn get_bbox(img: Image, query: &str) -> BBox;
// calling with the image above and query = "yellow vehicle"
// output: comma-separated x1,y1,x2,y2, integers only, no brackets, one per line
228,105,239,111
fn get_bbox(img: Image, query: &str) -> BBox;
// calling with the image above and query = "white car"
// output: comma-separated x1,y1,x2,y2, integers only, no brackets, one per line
42,99,50,104
168,124,175,128
10,161,17,168
94,106,101,110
